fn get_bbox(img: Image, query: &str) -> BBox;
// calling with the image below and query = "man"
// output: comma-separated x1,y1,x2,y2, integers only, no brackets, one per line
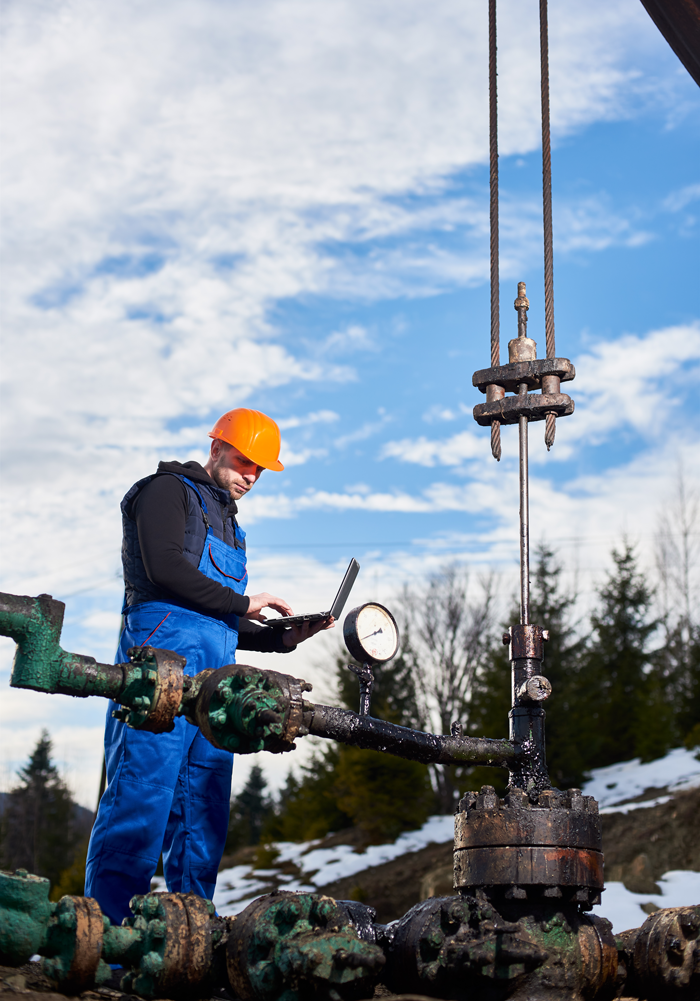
85,408,331,923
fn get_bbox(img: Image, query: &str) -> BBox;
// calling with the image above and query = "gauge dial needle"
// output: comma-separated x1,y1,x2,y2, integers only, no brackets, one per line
359,629,384,641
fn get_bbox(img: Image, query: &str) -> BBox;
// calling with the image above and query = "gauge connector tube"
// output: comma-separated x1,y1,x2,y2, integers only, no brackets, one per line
304,703,517,769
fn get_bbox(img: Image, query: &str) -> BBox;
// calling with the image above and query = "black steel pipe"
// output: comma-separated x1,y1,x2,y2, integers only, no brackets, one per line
306,703,517,768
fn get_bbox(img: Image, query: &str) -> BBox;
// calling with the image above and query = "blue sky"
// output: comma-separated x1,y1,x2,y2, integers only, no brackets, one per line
1,0,698,806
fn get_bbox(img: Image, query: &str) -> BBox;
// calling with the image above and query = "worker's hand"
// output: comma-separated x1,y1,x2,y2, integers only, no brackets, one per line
244,592,294,621
283,616,335,648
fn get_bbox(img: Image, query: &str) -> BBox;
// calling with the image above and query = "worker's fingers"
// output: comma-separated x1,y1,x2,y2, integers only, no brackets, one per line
283,616,334,647
245,592,294,617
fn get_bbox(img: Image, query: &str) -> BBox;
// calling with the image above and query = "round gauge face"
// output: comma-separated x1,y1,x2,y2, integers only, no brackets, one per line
345,603,399,663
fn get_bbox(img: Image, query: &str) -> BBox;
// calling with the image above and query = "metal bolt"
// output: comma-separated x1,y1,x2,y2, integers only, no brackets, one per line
502,632,510,646
130,895,144,914
148,919,166,939
59,908,76,930
668,936,684,960
141,951,164,975
144,895,160,918
680,908,700,935
42,958,58,978
542,629,550,641
516,676,552,702
147,670,158,682
205,900,216,916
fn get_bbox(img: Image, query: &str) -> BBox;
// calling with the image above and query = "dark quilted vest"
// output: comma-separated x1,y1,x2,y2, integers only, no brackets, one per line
121,470,244,610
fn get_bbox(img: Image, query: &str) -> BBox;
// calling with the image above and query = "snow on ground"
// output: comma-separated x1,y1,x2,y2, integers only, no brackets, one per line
582,746,700,808
592,871,700,933
212,814,455,917
154,747,700,921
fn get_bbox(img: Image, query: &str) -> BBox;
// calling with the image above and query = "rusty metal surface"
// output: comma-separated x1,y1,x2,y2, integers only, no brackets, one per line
41,896,105,994
120,891,224,999
579,914,620,999
226,891,385,1001
473,391,574,426
508,336,537,364
454,846,604,891
507,624,547,662
629,905,700,999
132,648,185,733
472,357,575,394
455,807,601,850
188,664,308,753
454,786,603,901
383,894,619,1001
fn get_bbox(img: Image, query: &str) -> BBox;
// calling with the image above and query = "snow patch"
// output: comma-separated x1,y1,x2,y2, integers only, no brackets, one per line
593,870,700,933
582,746,700,808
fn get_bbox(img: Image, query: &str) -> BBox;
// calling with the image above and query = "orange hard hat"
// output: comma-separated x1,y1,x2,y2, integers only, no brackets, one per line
209,408,284,471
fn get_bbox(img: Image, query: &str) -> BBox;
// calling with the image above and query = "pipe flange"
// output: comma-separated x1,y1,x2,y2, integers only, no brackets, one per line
454,785,603,904
117,647,186,733
191,664,310,753
41,895,109,993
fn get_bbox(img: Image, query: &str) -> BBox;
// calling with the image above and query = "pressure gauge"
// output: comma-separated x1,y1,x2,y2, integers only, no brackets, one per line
343,603,400,664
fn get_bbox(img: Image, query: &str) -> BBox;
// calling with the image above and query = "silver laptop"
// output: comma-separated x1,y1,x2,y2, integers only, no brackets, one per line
265,559,360,629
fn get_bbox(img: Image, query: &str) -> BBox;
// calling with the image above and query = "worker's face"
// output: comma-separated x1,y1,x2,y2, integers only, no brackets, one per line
209,440,263,499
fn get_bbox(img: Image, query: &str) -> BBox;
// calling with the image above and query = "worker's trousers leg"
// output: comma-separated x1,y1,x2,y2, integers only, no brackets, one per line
85,603,237,925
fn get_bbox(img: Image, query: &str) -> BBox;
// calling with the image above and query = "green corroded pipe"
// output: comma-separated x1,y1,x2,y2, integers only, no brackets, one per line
1,591,137,700
0,869,53,966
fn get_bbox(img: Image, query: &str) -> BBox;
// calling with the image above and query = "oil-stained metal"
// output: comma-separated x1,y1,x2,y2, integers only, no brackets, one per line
454,785,603,908
347,662,374,716
382,894,618,1001
226,891,385,1001
185,664,310,754
617,904,700,1000
304,702,517,768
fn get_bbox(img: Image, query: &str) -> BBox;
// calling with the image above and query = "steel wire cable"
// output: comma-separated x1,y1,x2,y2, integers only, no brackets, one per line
489,0,502,461
540,0,557,450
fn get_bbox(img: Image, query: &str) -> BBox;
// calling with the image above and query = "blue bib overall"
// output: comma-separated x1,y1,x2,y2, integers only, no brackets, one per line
85,477,247,924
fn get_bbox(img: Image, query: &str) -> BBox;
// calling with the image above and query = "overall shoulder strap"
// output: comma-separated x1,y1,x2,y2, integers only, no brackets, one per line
162,473,211,530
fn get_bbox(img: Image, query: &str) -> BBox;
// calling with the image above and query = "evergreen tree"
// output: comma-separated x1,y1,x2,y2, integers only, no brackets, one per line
263,747,353,843
583,543,671,767
0,731,83,890
225,764,271,852
529,545,588,789
267,635,433,843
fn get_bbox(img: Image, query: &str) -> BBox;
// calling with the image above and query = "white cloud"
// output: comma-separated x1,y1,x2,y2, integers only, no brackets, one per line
664,182,700,212
279,446,328,467
423,403,471,423
549,322,700,457
318,325,377,355
380,429,484,467
277,410,340,430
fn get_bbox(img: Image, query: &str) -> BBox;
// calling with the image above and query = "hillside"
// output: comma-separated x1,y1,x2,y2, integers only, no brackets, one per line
207,746,700,932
